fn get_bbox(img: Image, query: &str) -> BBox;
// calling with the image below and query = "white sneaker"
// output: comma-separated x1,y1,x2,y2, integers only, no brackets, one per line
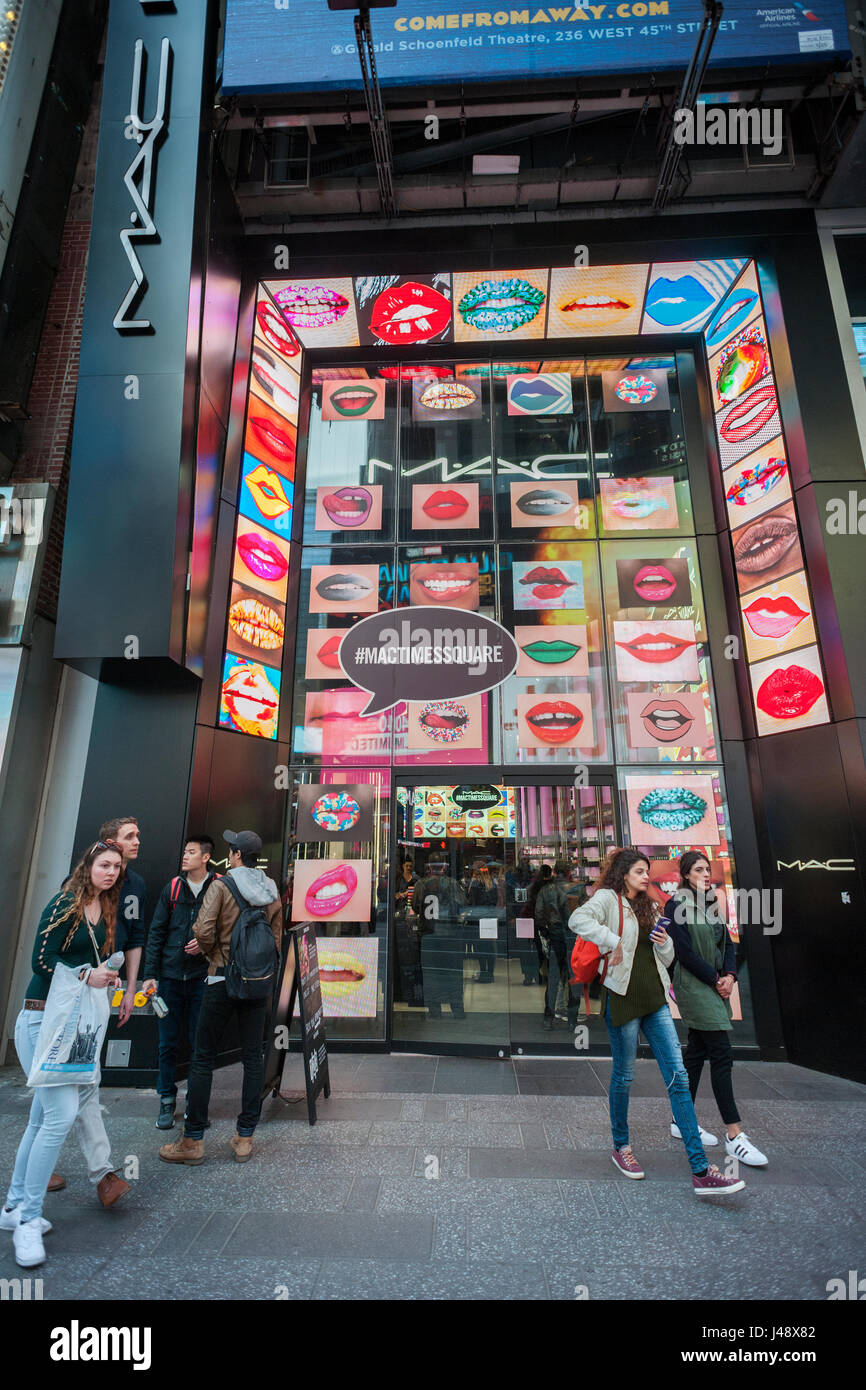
13,1217,46,1268
671,1122,719,1147
725,1131,768,1166
0,1204,52,1233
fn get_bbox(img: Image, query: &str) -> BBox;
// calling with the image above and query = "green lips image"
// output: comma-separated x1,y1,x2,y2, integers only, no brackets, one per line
330,384,379,418
520,639,580,665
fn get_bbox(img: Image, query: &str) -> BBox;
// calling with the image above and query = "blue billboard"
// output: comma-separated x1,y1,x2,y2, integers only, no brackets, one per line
222,0,850,94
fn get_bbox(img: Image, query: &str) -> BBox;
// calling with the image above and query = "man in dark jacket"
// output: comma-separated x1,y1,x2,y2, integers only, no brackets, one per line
98,816,147,1028
535,860,579,1031
141,835,220,1131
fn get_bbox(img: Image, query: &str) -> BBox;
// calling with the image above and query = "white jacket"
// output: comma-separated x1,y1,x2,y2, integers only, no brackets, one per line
567,888,674,998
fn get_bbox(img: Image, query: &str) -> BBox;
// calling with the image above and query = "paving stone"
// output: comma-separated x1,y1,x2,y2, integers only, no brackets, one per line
310,1258,548,1300
347,1176,381,1213
433,1212,467,1259
78,1256,321,1301
229,1211,434,1260
0,1250,109,1295
376,1176,565,1215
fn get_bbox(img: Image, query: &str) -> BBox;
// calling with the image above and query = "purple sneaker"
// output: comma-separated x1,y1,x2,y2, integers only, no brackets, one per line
692,1163,745,1196
611,1145,645,1179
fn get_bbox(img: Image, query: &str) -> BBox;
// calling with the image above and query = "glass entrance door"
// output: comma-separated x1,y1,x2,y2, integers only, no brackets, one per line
392,780,617,1054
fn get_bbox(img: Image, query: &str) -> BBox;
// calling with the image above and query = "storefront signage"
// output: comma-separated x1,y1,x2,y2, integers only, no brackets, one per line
338,606,519,715
223,0,850,94
451,784,502,812
114,36,171,332
776,859,855,871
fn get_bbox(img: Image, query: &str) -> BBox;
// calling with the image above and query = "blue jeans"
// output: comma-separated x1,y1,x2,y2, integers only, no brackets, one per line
156,976,206,1099
604,997,707,1176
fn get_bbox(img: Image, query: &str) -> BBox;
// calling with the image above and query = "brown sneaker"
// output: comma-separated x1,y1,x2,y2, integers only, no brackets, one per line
231,1132,253,1163
97,1172,131,1207
47,1173,66,1193
159,1136,205,1166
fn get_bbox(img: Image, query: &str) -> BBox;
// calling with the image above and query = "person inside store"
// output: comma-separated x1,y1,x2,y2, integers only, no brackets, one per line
466,856,499,983
568,846,746,1196
3,840,132,1269
412,854,467,1020
159,829,283,1166
663,851,768,1167
528,863,553,1005
536,859,580,1031
140,835,222,1132
394,855,422,1006
507,857,540,986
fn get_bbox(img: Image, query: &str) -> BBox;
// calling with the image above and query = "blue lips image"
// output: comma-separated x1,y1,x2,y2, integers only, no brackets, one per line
645,275,715,327
705,289,759,349
508,372,572,415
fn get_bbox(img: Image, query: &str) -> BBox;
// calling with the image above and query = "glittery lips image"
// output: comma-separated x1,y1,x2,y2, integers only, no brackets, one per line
519,637,581,666
228,597,285,652
236,531,289,585
715,327,768,404
418,381,476,411
315,572,375,605
221,662,279,739
310,791,361,833
725,457,787,508
516,489,574,519
605,480,672,523
418,701,468,744
304,862,359,917
458,278,545,334
245,464,292,522
614,374,658,406
256,300,301,359
637,787,708,833
525,700,584,745
322,487,373,527
632,564,678,603
733,512,799,578
742,593,809,641
326,383,381,419
638,698,696,743
422,489,470,522
275,284,350,330
615,630,696,664
755,664,824,720
519,566,576,601
369,282,451,344
719,381,779,445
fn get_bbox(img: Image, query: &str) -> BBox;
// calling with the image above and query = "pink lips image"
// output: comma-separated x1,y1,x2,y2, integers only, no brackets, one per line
304,862,359,917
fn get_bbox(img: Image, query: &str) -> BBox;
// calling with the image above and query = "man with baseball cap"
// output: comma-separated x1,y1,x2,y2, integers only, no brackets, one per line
158,830,283,1166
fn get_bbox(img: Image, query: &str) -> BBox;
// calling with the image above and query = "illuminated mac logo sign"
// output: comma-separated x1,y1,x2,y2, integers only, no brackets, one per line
776,859,855,871
114,36,171,333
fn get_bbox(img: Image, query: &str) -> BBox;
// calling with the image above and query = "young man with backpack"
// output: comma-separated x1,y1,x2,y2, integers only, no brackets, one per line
535,860,580,1032
140,836,220,1132
158,830,283,1167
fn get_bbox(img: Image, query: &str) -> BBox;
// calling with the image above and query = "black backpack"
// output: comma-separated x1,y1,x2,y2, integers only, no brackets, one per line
222,878,279,1001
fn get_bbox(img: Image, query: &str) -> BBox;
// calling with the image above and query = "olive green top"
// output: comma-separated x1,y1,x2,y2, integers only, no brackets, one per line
26,892,107,1002
604,925,666,1026
670,891,733,1032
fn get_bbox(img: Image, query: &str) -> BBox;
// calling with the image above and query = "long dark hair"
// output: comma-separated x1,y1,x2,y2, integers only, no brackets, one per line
49,840,124,956
597,847,657,931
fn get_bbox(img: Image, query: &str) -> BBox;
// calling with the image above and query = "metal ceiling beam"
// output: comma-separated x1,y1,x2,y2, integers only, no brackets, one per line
653,0,724,211
353,5,395,217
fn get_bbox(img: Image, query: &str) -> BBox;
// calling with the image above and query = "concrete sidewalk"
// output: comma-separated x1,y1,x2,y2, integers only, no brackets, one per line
1,1054,863,1301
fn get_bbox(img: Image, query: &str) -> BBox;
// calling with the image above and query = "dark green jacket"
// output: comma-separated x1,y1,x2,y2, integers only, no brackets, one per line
26,892,107,1002
665,890,733,1032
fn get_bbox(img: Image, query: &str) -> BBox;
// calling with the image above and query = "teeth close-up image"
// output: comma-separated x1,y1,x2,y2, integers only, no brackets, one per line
5,0,864,1331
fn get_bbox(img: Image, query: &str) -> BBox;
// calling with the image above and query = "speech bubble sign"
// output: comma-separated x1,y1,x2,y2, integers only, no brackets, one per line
451,784,502,813
338,606,519,716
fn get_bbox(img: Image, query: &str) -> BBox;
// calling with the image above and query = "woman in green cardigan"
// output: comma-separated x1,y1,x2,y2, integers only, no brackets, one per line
664,851,768,1168
2,840,123,1269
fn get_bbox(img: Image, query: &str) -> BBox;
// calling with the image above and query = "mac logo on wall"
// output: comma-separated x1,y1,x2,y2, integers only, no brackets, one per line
776,859,855,871
114,36,171,333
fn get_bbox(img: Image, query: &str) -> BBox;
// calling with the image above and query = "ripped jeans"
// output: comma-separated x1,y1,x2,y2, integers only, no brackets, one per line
604,997,707,1176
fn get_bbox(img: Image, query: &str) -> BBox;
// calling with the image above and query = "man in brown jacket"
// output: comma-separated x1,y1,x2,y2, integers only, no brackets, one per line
159,830,283,1166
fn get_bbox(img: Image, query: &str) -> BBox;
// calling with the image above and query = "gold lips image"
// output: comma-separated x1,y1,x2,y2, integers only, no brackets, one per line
317,950,367,999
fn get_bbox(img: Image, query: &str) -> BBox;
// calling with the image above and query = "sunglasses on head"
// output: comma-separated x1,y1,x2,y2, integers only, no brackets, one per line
88,839,122,857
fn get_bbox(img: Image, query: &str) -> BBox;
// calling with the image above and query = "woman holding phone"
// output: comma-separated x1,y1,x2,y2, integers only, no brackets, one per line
2,840,127,1268
568,847,745,1196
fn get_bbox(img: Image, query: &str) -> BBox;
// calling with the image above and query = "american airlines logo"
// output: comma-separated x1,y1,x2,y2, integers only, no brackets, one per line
776,859,855,872
114,35,171,332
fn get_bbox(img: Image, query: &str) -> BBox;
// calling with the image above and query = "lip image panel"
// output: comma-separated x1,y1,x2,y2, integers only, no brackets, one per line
624,772,720,846
291,858,372,924
740,570,815,663
244,397,297,477
411,483,480,531
547,264,648,337
704,261,761,349
452,269,549,341
219,656,280,741
716,375,781,468
304,689,391,763
509,481,582,530
601,369,671,414
316,939,379,1018
515,624,588,676
296,783,375,842
309,564,380,613
517,691,594,750
255,299,302,360
722,438,791,527
268,276,359,347
314,485,383,532
239,454,294,538
616,556,692,609
731,500,802,595
233,519,290,602
749,645,829,735
711,322,769,408
226,581,286,664
613,620,700,682
305,627,350,679
625,691,710,749
409,562,480,611
641,259,746,334
411,376,482,420
355,274,453,346
406,694,484,751
321,378,386,422
506,372,573,416
599,476,680,532
250,336,301,424
512,561,584,611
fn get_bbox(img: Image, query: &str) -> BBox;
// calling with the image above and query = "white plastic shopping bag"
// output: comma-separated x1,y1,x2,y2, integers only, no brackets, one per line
26,962,110,1088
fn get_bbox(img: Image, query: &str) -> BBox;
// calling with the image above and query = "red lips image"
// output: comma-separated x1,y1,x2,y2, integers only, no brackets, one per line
369,281,451,345
633,564,677,603
755,664,824,720
422,489,470,522
525,700,584,745
742,593,809,641
256,301,301,359
719,381,778,444
247,413,296,470
304,862,359,917
521,566,573,600
316,633,344,670
236,532,289,585
615,632,696,664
